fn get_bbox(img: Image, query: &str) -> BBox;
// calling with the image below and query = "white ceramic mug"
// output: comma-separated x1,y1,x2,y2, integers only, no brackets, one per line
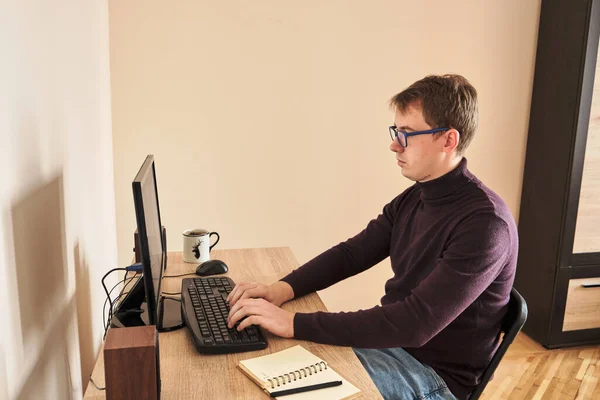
182,229,220,263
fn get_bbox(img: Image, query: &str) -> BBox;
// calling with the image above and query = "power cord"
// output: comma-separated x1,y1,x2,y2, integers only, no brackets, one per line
122,269,129,290
110,291,130,320
101,264,188,337
163,272,197,278
101,263,143,338
110,291,146,322
101,267,128,325
103,276,136,338
160,272,195,298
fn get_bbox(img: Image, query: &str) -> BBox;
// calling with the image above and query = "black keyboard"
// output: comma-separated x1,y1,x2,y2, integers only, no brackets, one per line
181,276,268,354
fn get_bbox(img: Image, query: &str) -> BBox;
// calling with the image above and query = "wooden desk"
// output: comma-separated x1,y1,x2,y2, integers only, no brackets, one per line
84,247,382,399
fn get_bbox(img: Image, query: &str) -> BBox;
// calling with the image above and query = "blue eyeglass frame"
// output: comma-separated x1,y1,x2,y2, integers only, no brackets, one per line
389,126,449,148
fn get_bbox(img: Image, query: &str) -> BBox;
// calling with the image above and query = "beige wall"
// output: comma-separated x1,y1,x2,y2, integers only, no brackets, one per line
110,1,540,312
1,1,116,399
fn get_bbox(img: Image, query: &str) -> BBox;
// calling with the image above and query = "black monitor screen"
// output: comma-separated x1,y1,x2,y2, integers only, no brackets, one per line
132,155,165,325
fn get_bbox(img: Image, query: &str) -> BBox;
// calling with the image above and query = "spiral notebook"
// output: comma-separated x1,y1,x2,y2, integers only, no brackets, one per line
238,345,361,399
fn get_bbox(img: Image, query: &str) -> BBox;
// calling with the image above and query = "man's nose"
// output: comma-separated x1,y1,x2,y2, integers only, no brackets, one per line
390,138,403,152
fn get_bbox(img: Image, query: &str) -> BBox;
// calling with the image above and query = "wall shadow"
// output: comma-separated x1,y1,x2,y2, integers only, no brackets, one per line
9,174,87,398
0,352,7,400
11,175,67,350
15,295,78,400
74,242,94,394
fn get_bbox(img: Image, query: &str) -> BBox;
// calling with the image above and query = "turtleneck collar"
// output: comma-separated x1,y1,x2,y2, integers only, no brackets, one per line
416,158,474,201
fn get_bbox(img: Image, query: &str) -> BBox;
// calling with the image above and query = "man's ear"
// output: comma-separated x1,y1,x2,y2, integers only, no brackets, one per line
443,129,460,153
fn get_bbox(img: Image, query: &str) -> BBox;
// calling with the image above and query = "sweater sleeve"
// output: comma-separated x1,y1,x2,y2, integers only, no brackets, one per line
280,194,404,299
292,212,511,348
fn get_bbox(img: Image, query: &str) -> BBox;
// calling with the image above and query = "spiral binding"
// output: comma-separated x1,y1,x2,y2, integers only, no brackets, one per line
266,361,328,389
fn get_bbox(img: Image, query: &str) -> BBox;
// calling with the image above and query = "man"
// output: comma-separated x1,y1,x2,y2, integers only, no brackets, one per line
227,74,518,400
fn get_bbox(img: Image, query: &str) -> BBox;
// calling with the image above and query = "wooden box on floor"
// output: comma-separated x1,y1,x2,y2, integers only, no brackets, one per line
104,325,160,400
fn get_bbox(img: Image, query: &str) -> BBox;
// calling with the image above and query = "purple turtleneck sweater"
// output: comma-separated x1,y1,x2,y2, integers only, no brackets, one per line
281,158,518,399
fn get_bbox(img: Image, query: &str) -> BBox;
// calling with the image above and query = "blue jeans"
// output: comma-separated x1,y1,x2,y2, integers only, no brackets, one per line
353,348,457,400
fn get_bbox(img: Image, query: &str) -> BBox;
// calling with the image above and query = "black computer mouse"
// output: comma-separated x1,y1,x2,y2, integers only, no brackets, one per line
196,259,228,276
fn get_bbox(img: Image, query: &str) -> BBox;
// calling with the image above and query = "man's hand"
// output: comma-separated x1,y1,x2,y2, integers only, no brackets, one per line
227,298,295,338
227,281,294,308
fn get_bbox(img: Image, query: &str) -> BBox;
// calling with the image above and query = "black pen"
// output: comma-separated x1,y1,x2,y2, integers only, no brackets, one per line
269,380,343,397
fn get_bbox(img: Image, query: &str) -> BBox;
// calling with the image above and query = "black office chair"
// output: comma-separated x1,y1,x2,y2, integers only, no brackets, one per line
469,287,528,400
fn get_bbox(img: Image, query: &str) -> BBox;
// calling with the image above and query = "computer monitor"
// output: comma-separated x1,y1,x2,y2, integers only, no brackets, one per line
111,155,182,331
132,154,165,325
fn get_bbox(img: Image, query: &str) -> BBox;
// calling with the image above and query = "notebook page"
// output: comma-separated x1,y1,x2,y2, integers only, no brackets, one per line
270,367,361,400
239,345,324,384
239,346,360,400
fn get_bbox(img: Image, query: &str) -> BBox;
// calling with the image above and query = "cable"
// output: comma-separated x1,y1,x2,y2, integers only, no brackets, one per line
89,375,105,391
103,276,126,334
101,268,128,328
112,270,130,328
101,264,142,323
103,276,136,338
103,276,135,331
101,265,186,338
163,272,197,278
110,291,131,319
161,291,181,296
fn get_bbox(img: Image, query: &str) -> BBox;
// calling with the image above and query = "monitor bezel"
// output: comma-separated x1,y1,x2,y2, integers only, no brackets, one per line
132,154,165,326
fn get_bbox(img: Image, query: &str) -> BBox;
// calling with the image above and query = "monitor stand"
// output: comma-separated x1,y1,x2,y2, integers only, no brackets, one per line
157,296,184,332
110,275,184,332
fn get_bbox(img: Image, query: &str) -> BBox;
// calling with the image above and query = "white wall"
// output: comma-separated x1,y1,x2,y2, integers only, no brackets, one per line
1,1,116,398
110,1,541,312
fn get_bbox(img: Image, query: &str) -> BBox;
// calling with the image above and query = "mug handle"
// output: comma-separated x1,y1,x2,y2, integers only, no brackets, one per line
209,232,220,251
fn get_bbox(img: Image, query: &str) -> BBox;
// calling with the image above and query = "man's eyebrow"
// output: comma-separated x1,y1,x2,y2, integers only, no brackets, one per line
397,125,415,132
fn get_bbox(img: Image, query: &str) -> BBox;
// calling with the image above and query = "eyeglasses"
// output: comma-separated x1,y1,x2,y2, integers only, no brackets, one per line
389,125,449,148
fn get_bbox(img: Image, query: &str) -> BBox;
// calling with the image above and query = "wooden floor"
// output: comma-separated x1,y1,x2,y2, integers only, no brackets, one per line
480,333,600,399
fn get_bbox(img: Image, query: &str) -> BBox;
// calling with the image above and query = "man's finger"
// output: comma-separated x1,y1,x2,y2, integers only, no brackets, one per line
228,303,262,328
226,283,241,303
229,283,258,306
228,298,257,322
238,315,261,331
227,281,251,303
238,287,266,302
226,290,233,303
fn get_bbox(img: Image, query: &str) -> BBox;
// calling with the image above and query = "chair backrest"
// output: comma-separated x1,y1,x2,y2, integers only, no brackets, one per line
469,287,528,400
